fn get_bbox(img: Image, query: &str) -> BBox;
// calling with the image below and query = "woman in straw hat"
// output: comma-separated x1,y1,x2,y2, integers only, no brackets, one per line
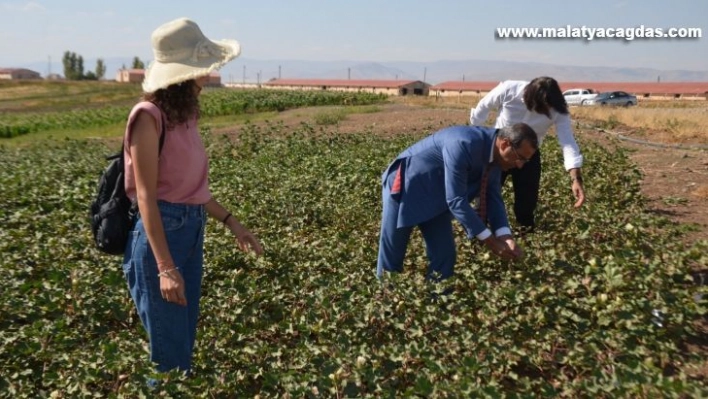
121,17,263,377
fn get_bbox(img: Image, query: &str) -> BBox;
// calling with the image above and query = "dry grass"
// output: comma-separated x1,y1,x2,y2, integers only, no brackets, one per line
406,96,708,144
394,95,472,109
692,185,708,200
399,97,708,143
570,102,708,143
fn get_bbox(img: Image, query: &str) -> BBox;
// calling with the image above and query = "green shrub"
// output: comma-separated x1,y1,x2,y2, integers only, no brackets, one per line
313,108,348,125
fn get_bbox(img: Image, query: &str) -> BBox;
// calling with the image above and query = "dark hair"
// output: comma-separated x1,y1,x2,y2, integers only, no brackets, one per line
522,76,568,117
142,79,200,129
498,123,539,150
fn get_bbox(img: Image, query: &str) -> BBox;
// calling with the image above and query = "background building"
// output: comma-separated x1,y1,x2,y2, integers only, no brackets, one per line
0,68,41,80
431,81,708,101
264,79,430,96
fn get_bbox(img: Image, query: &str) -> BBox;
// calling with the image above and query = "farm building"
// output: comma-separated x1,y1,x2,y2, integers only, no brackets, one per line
115,68,145,83
115,69,223,86
429,81,501,99
204,72,222,86
264,79,431,96
431,81,708,101
0,68,41,80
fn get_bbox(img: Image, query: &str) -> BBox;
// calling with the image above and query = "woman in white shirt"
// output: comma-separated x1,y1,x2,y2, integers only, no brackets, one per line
469,76,585,232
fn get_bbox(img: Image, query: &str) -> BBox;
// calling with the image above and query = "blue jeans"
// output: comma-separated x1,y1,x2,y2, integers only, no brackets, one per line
122,201,206,373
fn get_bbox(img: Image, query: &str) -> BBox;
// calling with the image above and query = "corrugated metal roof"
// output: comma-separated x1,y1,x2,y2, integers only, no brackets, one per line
431,81,708,95
265,78,427,89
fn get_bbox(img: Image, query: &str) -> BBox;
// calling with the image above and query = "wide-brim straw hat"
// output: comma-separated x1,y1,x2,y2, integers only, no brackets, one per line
142,17,241,93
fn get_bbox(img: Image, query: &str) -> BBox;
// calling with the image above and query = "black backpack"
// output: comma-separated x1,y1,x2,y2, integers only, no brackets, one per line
90,126,165,255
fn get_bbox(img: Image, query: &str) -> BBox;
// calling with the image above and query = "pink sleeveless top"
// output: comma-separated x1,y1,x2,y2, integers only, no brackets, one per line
123,101,211,205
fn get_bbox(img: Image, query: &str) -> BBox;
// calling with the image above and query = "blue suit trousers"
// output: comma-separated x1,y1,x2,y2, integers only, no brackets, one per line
376,168,457,281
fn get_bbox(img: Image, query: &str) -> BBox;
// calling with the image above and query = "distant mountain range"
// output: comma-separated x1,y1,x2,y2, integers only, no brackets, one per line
12,57,708,84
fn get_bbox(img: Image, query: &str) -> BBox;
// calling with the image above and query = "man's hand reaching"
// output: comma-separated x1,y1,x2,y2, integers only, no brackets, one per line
483,236,522,261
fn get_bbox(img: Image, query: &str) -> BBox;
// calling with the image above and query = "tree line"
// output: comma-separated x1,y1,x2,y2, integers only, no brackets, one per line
62,51,145,81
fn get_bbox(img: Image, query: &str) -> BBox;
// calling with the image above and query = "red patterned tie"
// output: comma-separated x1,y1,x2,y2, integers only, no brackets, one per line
391,164,403,195
477,165,491,222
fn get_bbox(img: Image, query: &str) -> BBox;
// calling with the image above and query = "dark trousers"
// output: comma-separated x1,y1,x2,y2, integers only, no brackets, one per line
501,149,542,230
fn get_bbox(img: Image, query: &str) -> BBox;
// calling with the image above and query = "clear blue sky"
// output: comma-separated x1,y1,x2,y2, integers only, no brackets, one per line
1,0,706,71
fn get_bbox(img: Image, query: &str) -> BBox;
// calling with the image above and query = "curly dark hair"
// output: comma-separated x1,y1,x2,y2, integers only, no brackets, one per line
142,79,200,130
522,76,568,117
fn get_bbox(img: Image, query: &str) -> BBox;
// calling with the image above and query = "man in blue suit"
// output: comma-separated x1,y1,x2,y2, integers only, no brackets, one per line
376,123,538,281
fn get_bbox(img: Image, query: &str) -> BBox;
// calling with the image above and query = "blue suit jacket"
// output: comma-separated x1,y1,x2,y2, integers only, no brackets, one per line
382,125,509,238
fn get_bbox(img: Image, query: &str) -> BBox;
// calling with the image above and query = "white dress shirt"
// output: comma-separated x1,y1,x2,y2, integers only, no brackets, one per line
475,138,512,241
470,80,583,170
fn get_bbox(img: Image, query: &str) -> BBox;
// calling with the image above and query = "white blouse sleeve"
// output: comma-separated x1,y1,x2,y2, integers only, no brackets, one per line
554,112,584,170
470,81,506,126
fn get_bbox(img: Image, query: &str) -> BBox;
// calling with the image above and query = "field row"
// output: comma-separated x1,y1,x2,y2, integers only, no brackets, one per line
0,89,387,138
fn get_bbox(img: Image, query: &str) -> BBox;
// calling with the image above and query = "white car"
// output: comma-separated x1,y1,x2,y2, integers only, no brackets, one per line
563,88,598,106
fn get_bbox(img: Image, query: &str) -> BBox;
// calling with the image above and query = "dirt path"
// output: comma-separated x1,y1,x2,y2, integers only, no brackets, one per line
586,128,708,246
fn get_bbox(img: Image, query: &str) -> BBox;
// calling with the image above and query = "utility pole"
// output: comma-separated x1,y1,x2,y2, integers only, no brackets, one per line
348,68,351,80
423,67,427,82
242,65,246,84
47,55,51,77
278,65,281,79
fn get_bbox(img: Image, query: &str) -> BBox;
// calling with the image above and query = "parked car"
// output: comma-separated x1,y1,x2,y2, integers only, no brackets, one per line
562,88,598,106
585,91,638,107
